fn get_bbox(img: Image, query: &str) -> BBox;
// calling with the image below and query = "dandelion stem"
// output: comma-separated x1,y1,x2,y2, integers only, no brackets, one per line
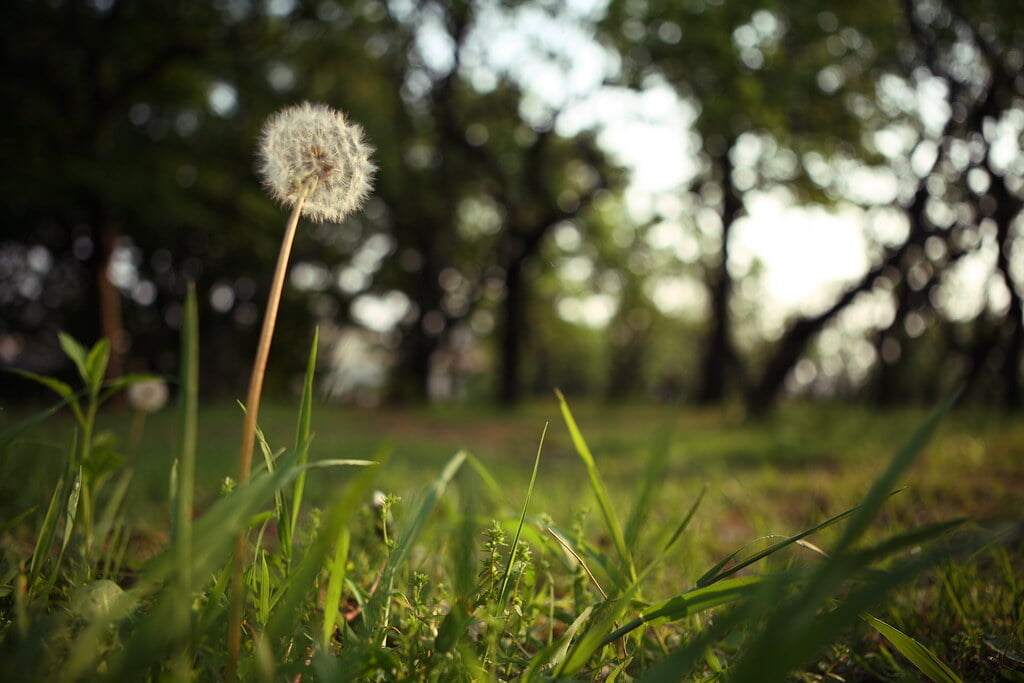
226,180,313,681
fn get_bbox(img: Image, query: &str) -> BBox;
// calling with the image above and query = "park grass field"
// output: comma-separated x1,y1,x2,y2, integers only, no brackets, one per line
1,395,1022,680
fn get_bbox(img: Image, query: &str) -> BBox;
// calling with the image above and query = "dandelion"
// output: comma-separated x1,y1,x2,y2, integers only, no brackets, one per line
126,378,168,456
126,378,169,413
257,102,375,223
228,102,374,680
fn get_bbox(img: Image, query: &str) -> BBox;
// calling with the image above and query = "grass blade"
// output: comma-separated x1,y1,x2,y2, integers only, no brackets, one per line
832,389,959,555
602,575,765,645
556,389,636,583
174,283,198,657
696,494,886,588
286,327,319,565
321,528,351,648
28,474,66,588
624,426,673,554
497,422,546,608
865,615,963,682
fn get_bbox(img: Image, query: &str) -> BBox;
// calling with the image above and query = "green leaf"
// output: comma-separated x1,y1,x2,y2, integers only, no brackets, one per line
7,368,75,403
58,332,89,382
865,615,962,683
556,389,636,584
84,338,111,396
0,389,83,451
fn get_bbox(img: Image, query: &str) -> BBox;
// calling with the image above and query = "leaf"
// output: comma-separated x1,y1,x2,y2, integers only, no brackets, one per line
7,368,75,403
84,338,111,396
0,389,82,454
58,332,89,382
865,615,962,683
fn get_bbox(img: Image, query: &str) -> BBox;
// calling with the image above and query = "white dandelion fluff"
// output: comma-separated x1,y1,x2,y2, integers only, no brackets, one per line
258,102,375,223
126,378,169,413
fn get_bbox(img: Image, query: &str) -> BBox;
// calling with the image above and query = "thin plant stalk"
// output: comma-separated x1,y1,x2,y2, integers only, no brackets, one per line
226,180,313,681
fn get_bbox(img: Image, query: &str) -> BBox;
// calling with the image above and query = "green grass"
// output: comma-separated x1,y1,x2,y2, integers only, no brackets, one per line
1,349,1022,681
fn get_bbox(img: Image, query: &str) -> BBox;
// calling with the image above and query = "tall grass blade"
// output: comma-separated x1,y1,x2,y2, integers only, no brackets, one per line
601,575,766,645
624,426,673,554
321,528,350,648
286,327,318,565
865,615,963,682
28,473,65,588
361,451,466,639
556,389,636,583
725,395,972,683
832,389,959,555
173,283,199,664
497,422,546,609
662,483,705,553
696,494,886,588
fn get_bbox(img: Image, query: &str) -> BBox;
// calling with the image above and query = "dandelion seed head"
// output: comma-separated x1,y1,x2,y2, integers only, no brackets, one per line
126,379,169,413
258,102,375,223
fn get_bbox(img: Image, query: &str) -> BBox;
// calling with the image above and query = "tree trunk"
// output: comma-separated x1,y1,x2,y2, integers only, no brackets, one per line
498,258,525,405
697,150,742,404
989,170,1024,409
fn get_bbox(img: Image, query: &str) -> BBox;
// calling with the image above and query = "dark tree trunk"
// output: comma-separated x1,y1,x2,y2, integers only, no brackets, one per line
989,170,1024,409
498,258,526,405
697,151,742,404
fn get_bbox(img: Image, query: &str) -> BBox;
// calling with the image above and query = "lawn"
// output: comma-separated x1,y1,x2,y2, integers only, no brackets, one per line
1,393,1022,680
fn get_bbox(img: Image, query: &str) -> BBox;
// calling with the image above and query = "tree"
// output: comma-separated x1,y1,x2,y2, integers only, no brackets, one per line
597,0,1023,412
597,0,902,405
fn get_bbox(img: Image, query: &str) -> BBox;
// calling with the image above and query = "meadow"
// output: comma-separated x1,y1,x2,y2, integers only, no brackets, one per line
2,352,1022,680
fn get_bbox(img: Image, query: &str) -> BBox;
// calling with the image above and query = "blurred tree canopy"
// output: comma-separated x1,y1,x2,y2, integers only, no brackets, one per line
1,0,1021,411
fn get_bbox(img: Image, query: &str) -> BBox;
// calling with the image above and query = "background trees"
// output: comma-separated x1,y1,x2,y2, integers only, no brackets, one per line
1,0,1021,411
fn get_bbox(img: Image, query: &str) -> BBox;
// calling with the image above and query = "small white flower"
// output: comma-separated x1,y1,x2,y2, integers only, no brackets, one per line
258,102,375,223
126,379,169,413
